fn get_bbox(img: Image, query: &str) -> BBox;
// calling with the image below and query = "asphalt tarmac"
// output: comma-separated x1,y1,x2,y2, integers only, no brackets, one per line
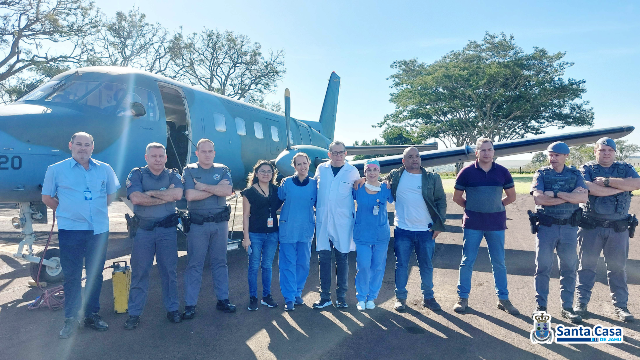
0,195,639,360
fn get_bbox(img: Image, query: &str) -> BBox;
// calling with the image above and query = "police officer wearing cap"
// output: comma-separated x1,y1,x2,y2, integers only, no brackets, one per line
530,141,588,323
124,142,184,329
574,137,640,322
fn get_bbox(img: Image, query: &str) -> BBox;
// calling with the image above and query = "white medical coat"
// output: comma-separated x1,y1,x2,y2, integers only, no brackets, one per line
314,161,361,253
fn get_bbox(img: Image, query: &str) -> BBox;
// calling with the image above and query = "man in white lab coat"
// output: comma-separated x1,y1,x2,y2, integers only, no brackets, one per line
313,141,361,309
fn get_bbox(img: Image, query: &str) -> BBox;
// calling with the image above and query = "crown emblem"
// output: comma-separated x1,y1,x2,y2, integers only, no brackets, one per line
534,313,550,322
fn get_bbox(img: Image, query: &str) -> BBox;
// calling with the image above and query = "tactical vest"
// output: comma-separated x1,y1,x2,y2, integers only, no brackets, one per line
133,167,179,220
583,161,632,220
538,166,581,219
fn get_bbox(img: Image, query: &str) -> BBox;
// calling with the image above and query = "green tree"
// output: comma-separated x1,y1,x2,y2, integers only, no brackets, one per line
89,7,174,74
530,151,547,168
381,125,418,145
171,29,285,102
0,0,100,83
568,144,595,167
614,139,640,162
380,32,594,152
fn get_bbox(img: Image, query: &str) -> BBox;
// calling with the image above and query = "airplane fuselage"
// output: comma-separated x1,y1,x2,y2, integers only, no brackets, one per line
0,67,333,203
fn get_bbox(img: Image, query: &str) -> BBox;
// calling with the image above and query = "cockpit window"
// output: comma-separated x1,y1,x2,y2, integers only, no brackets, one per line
46,81,101,103
20,81,60,101
38,80,159,121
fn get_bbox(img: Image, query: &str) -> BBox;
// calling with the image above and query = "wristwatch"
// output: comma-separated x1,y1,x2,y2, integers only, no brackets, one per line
604,177,610,187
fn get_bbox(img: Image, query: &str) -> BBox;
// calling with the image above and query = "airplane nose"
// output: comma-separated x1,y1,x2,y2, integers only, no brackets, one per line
0,102,129,153
0,126,66,202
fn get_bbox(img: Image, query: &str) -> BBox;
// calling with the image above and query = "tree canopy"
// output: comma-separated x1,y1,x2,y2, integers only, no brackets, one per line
379,32,595,149
0,4,285,106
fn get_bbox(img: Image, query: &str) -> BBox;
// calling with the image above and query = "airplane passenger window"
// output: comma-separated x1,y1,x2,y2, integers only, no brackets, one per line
214,113,226,132
288,130,294,144
235,117,246,135
254,122,264,139
271,126,279,142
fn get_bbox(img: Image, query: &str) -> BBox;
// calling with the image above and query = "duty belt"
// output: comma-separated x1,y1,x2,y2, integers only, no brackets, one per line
190,205,231,225
138,213,180,231
537,208,582,227
580,216,628,232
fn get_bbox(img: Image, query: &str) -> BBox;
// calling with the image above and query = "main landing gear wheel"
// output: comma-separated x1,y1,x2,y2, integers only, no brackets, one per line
29,248,64,283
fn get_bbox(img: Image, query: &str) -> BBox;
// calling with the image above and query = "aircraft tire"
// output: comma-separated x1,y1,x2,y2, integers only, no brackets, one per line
30,248,64,284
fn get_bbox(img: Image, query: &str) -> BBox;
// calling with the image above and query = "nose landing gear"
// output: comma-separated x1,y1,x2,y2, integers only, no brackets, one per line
12,202,64,283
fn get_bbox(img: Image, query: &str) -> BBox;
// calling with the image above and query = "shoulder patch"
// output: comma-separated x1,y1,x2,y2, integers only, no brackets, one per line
126,178,132,188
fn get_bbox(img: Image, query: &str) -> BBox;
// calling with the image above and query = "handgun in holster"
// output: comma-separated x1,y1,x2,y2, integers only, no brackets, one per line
629,214,638,238
178,210,191,234
527,210,539,234
125,213,139,238
570,208,583,227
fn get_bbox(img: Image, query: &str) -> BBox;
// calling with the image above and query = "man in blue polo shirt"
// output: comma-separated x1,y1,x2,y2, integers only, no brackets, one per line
452,137,519,315
42,132,120,339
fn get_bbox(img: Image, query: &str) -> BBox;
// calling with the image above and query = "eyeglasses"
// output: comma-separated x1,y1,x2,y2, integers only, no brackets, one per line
331,151,346,156
258,170,273,175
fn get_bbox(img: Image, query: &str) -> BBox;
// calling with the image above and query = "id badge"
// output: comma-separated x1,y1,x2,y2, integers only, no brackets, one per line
373,205,379,216
84,190,92,200
267,217,274,228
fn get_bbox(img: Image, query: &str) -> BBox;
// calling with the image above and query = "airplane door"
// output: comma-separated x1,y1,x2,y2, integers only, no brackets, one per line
158,83,191,172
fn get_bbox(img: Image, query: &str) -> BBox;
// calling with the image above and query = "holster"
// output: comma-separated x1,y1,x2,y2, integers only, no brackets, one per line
628,214,638,238
527,210,539,234
137,213,180,232
156,212,180,228
570,208,583,227
125,213,139,238
179,210,191,234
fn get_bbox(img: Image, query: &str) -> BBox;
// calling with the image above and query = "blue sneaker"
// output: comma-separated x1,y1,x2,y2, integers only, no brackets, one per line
294,296,304,305
285,302,295,311
313,298,332,309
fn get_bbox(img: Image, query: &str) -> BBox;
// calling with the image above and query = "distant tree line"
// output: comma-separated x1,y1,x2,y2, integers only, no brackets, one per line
525,140,640,171
0,2,285,111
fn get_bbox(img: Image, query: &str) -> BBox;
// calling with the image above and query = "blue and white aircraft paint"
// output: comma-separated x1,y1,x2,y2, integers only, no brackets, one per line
0,66,634,282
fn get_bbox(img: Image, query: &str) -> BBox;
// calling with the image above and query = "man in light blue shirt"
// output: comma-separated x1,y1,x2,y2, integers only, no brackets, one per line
42,132,120,339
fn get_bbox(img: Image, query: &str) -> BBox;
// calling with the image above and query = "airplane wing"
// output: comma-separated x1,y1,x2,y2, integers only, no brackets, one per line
345,143,438,155
349,125,635,173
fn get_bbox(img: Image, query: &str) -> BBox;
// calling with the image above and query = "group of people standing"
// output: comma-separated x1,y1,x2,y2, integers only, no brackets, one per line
42,132,638,340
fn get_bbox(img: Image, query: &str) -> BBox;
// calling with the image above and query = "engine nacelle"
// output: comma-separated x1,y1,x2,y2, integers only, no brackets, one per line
274,145,329,178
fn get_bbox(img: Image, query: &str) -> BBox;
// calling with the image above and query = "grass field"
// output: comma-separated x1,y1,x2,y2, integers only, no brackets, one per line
441,173,640,195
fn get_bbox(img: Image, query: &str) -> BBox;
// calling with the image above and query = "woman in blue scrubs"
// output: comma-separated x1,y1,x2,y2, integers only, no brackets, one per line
278,153,317,311
353,159,394,311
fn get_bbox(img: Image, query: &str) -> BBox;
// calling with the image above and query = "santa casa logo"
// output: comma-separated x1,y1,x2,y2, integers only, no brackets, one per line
530,311,624,344
555,324,623,344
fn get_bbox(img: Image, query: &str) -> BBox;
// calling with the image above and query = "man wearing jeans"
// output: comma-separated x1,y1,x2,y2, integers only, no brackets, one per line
42,132,120,339
451,138,519,315
386,147,447,312
313,141,361,309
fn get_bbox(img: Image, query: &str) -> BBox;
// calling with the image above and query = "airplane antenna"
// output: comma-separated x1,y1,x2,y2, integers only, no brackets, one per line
285,88,291,150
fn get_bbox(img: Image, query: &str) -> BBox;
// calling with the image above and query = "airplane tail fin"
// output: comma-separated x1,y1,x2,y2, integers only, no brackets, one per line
318,72,340,141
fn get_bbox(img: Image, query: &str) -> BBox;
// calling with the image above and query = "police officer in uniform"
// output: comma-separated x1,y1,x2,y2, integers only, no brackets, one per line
530,142,588,323
574,137,640,322
124,143,184,329
182,139,236,318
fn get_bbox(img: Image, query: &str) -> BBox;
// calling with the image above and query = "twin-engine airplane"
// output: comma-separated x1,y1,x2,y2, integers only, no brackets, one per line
0,66,634,283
